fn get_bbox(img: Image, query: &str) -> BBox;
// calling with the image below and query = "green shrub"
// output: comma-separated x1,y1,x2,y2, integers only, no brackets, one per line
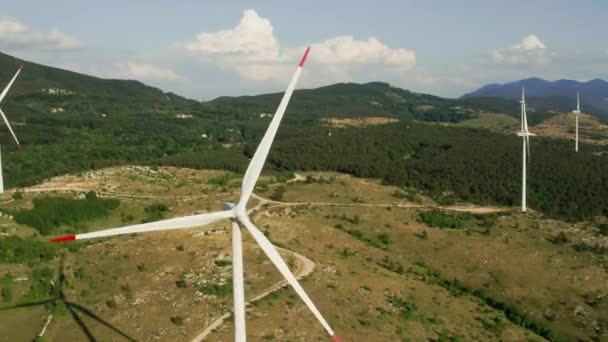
21,266,54,303
1,286,13,303
377,233,391,246
269,186,286,201
170,316,184,326
143,203,168,223
214,260,232,267
175,279,187,288
13,196,120,235
387,295,417,320
547,232,569,245
198,280,232,297
416,210,467,230
0,237,58,263
207,172,234,187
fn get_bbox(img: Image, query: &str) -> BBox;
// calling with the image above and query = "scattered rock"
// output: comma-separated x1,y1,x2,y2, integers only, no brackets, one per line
543,308,557,321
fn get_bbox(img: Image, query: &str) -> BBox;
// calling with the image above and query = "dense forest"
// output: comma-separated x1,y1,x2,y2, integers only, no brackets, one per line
265,122,608,221
0,51,607,223
1,89,607,222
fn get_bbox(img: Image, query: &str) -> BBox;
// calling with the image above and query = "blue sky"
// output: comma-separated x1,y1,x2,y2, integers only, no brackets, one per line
1,1,607,99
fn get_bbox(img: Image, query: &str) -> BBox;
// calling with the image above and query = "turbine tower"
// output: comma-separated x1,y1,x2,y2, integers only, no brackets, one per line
516,88,535,212
0,65,24,193
572,91,581,152
51,47,341,342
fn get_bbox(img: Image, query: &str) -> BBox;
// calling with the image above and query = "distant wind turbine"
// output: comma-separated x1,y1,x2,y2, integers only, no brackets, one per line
572,91,581,152
50,47,341,342
0,65,24,193
516,88,535,212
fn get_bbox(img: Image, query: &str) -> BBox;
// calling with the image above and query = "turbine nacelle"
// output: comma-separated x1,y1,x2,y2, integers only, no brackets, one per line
516,132,536,137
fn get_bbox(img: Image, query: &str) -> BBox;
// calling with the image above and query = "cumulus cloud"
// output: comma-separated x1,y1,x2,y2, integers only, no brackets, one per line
491,34,549,64
185,9,279,62
183,9,415,83
52,61,183,83
118,62,183,81
0,15,82,50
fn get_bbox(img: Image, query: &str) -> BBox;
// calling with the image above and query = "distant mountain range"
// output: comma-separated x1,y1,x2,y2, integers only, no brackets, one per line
462,78,608,119
1,50,604,127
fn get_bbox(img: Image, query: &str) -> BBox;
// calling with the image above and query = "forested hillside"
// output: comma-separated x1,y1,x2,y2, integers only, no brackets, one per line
1,51,607,222
265,122,608,221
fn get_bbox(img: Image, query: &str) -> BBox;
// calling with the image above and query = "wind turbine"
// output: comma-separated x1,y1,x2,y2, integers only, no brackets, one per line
50,47,341,342
0,65,24,193
516,88,535,212
572,91,581,152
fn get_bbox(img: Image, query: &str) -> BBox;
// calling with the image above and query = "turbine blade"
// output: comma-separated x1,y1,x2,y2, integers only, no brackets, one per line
237,47,311,209
0,65,23,104
50,210,233,242
0,107,21,146
232,221,246,342
239,215,338,340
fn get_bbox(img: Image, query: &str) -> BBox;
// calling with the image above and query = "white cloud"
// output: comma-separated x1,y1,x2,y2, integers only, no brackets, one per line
52,61,183,83
119,62,183,81
491,34,549,64
183,9,415,84
0,15,82,50
185,9,279,62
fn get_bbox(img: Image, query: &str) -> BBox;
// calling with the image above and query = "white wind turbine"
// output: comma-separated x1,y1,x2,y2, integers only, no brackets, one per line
516,88,535,212
51,47,341,342
0,65,24,193
572,91,581,152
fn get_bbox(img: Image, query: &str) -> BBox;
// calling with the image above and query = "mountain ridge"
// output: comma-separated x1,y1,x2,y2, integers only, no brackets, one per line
462,77,608,119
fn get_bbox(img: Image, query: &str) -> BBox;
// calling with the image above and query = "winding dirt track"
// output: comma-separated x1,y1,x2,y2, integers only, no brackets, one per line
189,195,315,342
189,192,511,341
9,173,512,341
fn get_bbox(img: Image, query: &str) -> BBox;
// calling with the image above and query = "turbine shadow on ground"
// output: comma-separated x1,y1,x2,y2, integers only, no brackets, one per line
0,259,136,342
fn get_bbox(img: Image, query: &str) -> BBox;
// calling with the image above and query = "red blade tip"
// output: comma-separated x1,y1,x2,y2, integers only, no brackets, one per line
332,335,341,342
19,64,24,71
16,144,22,149
50,235,76,243
299,46,311,67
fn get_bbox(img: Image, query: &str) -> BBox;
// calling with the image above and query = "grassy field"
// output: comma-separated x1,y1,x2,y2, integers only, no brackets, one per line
456,112,519,131
535,112,608,145
0,166,606,341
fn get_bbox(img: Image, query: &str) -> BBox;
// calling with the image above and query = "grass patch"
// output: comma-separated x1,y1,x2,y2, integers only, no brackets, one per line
410,261,558,341
0,236,58,263
143,203,168,223
416,210,468,230
198,280,232,297
207,172,236,187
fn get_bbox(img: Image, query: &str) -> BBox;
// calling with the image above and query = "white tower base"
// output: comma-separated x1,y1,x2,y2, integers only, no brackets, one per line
521,138,526,212
575,115,579,152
